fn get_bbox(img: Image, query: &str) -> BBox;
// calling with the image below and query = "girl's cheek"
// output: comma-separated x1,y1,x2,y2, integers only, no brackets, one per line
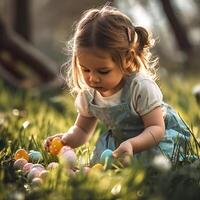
82,74,88,81
83,76,90,85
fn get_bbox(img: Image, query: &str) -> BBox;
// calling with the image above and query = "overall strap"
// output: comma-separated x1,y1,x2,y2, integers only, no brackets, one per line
120,74,135,103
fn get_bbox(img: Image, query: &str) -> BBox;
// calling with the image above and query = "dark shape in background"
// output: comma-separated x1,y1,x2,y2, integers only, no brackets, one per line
0,0,111,90
0,0,199,90
160,0,192,54
0,0,58,89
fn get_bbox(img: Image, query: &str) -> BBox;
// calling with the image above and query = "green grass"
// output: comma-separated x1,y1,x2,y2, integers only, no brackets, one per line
0,73,200,200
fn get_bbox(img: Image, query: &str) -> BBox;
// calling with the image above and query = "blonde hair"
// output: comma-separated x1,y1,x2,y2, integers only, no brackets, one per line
65,5,158,93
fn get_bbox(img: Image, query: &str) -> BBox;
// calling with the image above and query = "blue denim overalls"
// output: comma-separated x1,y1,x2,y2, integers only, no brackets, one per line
84,75,191,164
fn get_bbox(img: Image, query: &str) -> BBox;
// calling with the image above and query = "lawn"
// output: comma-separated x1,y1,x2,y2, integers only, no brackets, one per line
0,72,200,200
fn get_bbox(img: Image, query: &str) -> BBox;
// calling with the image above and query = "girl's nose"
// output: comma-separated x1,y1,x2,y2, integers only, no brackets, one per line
89,72,100,83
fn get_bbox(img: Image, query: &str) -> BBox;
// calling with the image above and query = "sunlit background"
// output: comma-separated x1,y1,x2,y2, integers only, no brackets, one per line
0,1,200,199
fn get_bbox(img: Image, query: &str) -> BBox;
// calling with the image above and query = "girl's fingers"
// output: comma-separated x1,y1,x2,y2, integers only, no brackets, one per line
43,134,64,152
44,137,53,151
61,134,69,144
112,149,120,158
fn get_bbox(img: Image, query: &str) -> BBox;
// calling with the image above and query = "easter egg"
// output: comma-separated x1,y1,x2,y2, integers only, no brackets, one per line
81,166,91,175
91,163,104,171
27,168,41,181
22,163,34,174
29,150,43,162
100,149,113,167
49,137,63,155
59,146,77,168
31,177,43,186
68,169,76,177
31,164,45,171
14,149,29,161
13,158,28,170
39,170,49,180
47,162,59,170
60,146,71,153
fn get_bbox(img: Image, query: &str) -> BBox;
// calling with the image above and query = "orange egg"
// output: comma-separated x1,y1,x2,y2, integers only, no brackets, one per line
14,149,29,161
49,137,63,155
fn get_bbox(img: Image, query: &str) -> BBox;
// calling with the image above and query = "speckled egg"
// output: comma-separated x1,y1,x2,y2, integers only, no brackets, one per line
59,146,77,168
14,149,29,161
31,164,45,171
28,150,43,162
47,162,59,170
100,149,113,167
13,158,28,170
49,137,63,155
39,170,49,180
22,162,34,174
31,177,43,186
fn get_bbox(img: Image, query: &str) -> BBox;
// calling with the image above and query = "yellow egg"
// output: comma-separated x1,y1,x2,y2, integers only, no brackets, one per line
49,137,63,155
91,163,104,171
14,149,29,161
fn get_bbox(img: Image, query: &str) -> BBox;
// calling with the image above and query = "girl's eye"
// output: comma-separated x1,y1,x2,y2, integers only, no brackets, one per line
81,68,90,73
98,70,110,74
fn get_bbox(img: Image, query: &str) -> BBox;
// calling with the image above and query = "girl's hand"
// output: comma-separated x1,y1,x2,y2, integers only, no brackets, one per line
112,140,133,165
43,133,64,152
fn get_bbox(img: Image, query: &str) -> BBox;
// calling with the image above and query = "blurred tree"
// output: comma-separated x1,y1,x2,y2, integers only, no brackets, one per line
0,0,59,89
14,0,31,41
159,0,192,55
0,0,113,89
0,18,58,88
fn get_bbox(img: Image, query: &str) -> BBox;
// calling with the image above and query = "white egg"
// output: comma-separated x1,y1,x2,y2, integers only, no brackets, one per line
47,162,59,170
27,168,41,181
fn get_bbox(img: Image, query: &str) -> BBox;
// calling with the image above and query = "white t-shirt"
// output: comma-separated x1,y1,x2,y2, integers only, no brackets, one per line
75,73,163,117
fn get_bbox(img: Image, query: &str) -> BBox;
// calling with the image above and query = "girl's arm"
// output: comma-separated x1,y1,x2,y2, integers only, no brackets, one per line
44,114,97,151
113,106,165,157
61,114,98,148
129,106,165,152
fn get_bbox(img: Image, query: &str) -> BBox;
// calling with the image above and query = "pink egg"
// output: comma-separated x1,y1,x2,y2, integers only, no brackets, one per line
27,168,41,181
59,149,77,168
60,146,72,154
22,163,34,174
82,166,91,175
47,162,59,170
14,158,28,170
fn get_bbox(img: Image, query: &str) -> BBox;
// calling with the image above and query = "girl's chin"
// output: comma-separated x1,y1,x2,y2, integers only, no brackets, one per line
93,87,109,95
93,87,106,92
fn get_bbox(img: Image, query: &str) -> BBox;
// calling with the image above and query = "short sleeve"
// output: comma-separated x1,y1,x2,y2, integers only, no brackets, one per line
74,91,94,117
131,78,163,116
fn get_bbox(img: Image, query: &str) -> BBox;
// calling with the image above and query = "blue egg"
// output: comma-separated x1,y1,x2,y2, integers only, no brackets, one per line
29,151,43,162
100,149,113,167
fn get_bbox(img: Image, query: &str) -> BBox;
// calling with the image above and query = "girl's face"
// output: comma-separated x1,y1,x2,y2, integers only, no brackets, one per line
77,48,126,97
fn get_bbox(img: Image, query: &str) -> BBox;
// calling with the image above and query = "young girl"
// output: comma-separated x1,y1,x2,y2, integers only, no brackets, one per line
44,5,191,165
